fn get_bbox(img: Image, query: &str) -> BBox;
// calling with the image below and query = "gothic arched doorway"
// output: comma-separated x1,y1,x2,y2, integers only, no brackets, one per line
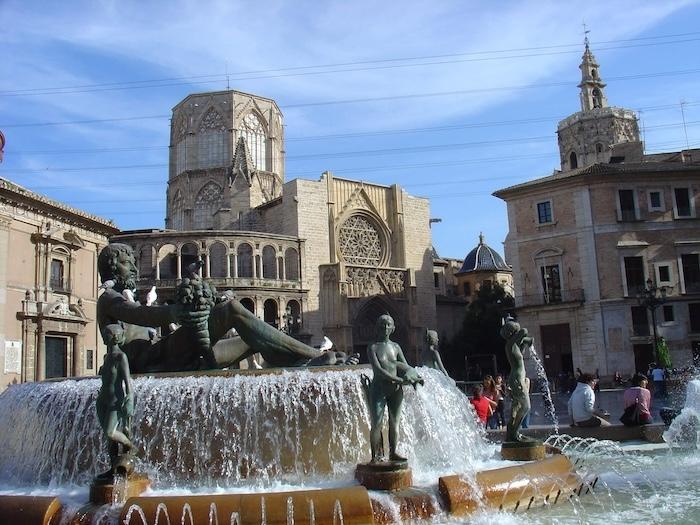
351,297,408,363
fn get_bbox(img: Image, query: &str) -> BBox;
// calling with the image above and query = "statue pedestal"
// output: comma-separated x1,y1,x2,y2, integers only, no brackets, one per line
355,460,412,491
501,441,546,461
89,473,151,505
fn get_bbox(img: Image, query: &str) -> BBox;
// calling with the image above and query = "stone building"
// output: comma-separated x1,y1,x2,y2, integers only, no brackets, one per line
114,89,436,362
0,177,119,391
494,42,700,379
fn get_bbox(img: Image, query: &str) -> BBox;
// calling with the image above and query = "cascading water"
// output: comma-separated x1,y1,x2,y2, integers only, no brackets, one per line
0,367,489,490
663,378,700,449
527,345,559,434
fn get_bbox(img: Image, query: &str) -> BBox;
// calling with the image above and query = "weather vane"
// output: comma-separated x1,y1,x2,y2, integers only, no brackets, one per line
582,22,590,47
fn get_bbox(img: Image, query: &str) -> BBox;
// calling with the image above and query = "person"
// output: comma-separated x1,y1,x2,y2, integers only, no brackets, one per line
651,364,666,398
482,375,500,429
97,243,355,373
367,314,423,462
568,373,610,427
620,373,653,426
96,324,134,477
494,374,506,429
470,384,492,426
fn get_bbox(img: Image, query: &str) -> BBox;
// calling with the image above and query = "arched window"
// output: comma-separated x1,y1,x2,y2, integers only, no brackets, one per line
158,244,178,279
237,243,254,278
197,107,228,169
286,299,301,333
284,247,299,280
240,297,255,314
181,242,199,277
569,151,578,170
242,113,266,170
138,245,156,279
596,143,603,154
264,299,278,326
170,190,184,230
209,242,228,278
193,182,222,230
262,245,277,279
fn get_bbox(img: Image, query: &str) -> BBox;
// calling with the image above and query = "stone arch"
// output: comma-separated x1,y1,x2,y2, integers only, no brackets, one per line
285,299,301,333
181,242,200,276
193,181,222,230
352,297,408,363
569,151,578,170
336,211,390,267
262,245,277,279
240,297,255,314
263,298,278,326
209,241,228,278
158,244,178,279
138,244,156,279
237,243,254,278
284,247,299,280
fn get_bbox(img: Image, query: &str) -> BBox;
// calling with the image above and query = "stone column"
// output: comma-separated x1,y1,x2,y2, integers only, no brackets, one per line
232,253,238,278
226,253,232,278
36,327,45,382
176,253,182,279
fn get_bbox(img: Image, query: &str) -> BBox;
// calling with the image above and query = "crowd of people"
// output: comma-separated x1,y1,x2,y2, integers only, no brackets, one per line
467,367,659,429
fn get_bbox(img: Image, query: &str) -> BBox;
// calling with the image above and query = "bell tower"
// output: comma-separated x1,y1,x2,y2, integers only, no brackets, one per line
556,38,642,171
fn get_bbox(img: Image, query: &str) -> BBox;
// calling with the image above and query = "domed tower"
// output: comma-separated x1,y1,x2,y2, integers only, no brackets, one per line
557,38,642,171
455,233,512,301
166,90,284,231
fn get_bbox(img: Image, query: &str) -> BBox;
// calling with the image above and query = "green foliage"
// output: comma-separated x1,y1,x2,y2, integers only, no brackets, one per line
656,337,672,369
443,282,514,380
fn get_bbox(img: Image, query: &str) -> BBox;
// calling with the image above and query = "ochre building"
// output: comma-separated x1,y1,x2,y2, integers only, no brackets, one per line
494,42,700,379
0,177,119,391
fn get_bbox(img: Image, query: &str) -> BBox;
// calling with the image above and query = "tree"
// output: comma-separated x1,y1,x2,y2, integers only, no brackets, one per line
443,282,514,380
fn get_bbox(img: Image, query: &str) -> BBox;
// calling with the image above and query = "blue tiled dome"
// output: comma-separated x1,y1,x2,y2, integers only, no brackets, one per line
458,234,509,273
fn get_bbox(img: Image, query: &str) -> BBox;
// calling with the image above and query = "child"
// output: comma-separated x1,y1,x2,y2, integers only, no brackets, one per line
470,385,492,426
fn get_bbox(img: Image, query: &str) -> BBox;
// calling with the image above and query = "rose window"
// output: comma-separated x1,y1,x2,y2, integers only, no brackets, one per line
338,215,383,266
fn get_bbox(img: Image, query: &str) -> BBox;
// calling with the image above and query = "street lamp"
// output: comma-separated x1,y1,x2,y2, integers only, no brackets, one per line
637,278,669,363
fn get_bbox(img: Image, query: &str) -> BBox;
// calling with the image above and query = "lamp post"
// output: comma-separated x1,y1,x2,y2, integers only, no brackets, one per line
636,278,668,363
282,305,293,334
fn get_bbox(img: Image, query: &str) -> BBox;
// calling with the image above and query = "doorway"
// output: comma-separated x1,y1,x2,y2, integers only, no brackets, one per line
540,323,573,378
45,336,68,379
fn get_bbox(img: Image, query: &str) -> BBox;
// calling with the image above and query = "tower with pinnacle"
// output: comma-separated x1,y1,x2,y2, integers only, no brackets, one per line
557,38,642,171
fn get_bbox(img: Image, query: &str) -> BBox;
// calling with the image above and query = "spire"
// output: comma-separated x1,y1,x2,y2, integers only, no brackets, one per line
478,232,485,245
578,36,608,112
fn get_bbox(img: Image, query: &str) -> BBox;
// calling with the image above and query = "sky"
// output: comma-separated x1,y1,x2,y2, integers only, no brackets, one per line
1,0,700,260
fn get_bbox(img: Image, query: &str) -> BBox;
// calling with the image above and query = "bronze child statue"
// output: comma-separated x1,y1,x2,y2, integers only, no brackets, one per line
500,317,534,443
96,323,134,478
419,329,451,378
367,314,423,463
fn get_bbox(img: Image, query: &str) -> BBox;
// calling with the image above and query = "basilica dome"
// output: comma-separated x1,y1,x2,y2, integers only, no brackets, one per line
458,234,509,274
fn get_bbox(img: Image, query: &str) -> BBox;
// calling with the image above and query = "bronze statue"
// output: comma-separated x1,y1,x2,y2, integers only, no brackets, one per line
419,329,451,378
367,314,423,463
500,318,534,442
97,243,356,373
96,324,134,477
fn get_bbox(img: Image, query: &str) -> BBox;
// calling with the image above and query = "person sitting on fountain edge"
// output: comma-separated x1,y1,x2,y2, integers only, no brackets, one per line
97,243,354,373
568,373,610,427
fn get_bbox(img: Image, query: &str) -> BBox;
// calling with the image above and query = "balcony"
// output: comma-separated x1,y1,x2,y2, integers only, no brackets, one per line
517,288,584,308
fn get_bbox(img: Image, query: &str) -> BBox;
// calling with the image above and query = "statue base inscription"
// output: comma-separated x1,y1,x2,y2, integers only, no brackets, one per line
355,460,412,491
501,441,546,462
89,473,151,505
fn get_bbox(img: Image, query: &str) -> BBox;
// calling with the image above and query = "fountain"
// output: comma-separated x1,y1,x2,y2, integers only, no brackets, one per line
0,244,603,524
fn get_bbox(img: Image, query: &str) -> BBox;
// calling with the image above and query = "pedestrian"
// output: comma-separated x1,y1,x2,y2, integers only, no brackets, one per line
494,374,506,429
482,375,499,429
651,363,666,398
470,385,492,427
620,373,652,426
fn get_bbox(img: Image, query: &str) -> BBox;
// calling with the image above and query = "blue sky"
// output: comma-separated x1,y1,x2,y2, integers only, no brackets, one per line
1,0,700,260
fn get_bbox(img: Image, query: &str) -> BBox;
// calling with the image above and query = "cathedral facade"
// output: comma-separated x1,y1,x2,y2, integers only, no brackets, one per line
113,90,436,362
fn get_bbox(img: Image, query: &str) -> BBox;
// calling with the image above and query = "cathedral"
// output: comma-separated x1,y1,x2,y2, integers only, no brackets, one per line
113,89,437,362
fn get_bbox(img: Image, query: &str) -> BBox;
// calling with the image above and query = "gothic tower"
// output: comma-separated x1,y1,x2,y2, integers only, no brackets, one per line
165,90,285,231
557,39,642,171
